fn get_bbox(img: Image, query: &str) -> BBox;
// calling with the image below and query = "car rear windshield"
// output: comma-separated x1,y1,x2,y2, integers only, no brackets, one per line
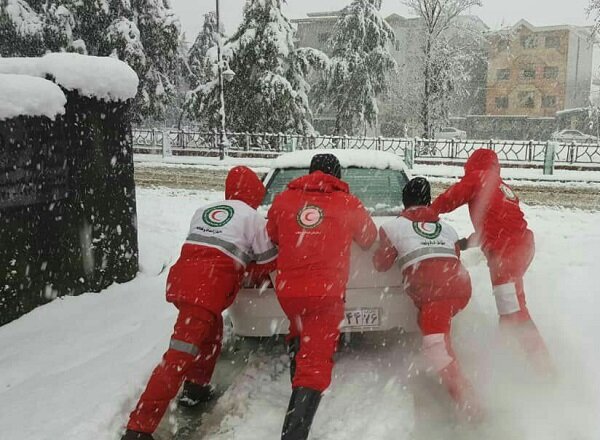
262,167,408,215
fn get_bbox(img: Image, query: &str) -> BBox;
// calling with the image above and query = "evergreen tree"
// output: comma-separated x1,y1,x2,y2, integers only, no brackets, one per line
186,12,222,90
318,0,397,136
0,0,45,56
188,0,328,135
0,0,181,122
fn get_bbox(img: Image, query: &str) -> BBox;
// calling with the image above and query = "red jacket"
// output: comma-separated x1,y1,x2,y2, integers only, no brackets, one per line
267,171,377,299
373,207,470,304
430,149,530,255
166,166,275,315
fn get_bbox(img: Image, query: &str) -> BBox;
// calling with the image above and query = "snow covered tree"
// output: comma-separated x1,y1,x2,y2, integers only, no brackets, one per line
404,0,483,137
317,0,397,136
0,0,45,56
187,0,328,135
0,0,182,122
186,12,222,90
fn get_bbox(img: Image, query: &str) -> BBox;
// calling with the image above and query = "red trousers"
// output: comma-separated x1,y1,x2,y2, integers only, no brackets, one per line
486,233,553,374
486,231,535,321
278,296,345,392
127,305,223,434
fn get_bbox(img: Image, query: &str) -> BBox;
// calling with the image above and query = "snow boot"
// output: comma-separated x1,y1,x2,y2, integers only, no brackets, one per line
178,381,216,408
287,337,301,382
439,361,484,424
281,387,322,440
120,429,154,440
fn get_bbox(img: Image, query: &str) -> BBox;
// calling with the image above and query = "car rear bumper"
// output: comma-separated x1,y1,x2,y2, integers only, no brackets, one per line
228,287,418,337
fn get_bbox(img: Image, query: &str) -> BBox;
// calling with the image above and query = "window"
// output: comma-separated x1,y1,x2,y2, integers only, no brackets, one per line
263,167,408,215
495,96,509,109
318,32,330,44
496,69,510,81
544,66,559,79
521,35,537,49
497,40,509,52
545,36,560,49
521,65,536,80
542,96,557,108
394,39,401,51
518,91,536,108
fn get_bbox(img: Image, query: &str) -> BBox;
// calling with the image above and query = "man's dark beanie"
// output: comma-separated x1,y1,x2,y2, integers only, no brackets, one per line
309,153,342,179
402,177,431,208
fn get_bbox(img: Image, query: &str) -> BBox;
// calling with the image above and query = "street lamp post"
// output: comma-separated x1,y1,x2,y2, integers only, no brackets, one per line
215,0,236,160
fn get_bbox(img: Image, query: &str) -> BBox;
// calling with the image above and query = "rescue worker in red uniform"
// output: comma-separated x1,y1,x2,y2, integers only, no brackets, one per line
267,154,377,440
373,177,482,422
429,149,553,375
121,166,277,440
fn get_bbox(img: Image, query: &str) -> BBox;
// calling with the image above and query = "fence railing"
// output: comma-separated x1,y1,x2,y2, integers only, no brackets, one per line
132,129,600,172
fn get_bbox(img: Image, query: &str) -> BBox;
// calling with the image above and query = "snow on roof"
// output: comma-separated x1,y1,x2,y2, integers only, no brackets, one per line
0,74,66,121
273,149,409,172
0,53,139,102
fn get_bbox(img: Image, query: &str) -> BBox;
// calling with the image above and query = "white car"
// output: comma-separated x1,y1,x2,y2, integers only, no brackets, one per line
551,129,598,143
228,149,419,337
436,127,467,140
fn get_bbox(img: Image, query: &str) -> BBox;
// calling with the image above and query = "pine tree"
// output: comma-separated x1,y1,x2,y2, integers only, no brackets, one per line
318,0,397,136
186,12,222,90
0,0,182,122
187,0,328,135
0,0,45,56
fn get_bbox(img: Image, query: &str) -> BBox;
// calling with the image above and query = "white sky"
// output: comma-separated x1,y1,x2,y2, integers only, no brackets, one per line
172,0,595,41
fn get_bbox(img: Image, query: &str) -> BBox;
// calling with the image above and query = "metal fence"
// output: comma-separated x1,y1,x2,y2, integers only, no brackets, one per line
132,129,600,168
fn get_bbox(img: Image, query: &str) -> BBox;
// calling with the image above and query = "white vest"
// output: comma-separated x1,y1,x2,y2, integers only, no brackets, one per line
185,200,277,267
380,216,459,272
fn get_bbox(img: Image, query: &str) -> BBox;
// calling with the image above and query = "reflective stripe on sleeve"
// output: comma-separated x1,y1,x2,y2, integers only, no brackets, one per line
169,338,199,357
254,247,278,264
186,233,254,266
397,246,458,271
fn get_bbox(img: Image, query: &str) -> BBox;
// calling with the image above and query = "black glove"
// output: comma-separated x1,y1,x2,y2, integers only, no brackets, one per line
457,238,469,251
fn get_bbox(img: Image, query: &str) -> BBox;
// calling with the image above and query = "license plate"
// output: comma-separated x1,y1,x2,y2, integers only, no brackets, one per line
342,308,381,329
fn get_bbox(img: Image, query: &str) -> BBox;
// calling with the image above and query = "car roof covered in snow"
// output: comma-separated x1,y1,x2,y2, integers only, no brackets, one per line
272,149,409,172
0,53,139,102
0,74,66,121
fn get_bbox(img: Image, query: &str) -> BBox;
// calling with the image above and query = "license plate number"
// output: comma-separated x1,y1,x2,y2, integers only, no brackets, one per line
342,308,381,329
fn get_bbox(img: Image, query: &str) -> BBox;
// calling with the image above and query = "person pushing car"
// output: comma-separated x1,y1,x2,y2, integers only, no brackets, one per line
429,149,553,375
373,177,482,422
267,153,377,440
121,166,277,440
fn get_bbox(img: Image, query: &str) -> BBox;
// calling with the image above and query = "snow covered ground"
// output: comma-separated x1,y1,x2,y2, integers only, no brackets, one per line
134,153,600,184
1,187,599,440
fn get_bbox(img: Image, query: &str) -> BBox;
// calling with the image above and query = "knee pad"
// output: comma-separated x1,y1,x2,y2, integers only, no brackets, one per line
493,283,521,316
422,333,453,372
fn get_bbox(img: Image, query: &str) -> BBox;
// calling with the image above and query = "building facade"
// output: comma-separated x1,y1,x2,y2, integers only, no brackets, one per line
486,20,593,117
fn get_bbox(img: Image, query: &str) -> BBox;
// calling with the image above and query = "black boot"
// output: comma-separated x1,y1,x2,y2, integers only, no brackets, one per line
281,387,322,440
287,337,300,382
178,381,216,408
121,429,154,440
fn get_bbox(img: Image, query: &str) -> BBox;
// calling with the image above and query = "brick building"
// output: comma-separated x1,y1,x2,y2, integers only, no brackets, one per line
486,20,593,118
